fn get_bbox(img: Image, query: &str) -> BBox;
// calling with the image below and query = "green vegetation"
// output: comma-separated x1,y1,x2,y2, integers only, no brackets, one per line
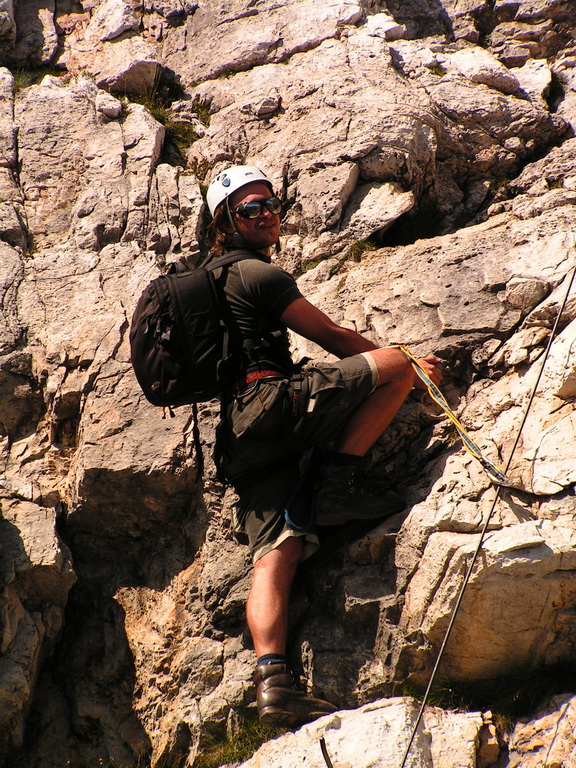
189,158,214,188
346,238,377,261
10,65,66,92
216,67,237,80
192,99,212,128
193,711,283,768
428,63,447,77
130,85,211,163
300,254,344,278
401,661,576,740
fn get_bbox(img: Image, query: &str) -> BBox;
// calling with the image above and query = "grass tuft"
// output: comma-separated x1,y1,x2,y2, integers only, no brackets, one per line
400,662,576,741
129,86,205,163
193,711,283,768
10,65,66,92
346,238,377,261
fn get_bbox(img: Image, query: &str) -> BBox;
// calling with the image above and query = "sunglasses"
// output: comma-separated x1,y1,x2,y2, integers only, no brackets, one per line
233,196,282,219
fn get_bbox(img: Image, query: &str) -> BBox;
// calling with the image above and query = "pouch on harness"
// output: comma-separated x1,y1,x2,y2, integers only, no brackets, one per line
129,250,256,408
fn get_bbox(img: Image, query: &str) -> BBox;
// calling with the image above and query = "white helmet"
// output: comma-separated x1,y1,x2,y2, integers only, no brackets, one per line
206,165,273,217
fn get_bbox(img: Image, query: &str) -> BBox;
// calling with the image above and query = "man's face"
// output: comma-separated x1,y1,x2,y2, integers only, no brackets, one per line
228,181,281,252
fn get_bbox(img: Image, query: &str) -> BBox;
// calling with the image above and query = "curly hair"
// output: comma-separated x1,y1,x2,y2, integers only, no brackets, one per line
207,203,236,257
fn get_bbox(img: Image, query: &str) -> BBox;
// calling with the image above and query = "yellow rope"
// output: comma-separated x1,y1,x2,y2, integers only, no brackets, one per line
397,344,510,486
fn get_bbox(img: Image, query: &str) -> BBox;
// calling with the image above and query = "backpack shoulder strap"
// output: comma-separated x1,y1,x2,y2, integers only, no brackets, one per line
202,249,261,272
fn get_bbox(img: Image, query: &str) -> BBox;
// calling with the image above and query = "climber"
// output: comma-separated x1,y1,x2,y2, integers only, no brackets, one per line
205,165,443,728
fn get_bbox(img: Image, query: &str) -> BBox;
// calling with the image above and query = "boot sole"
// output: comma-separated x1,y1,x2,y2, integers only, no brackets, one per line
259,706,332,728
259,707,301,728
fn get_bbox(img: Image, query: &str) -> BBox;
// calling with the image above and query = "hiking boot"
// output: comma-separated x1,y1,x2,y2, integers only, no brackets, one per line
314,457,405,526
254,662,337,727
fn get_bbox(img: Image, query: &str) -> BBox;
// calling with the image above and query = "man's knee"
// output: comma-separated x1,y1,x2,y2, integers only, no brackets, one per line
254,535,303,576
367,347,414,389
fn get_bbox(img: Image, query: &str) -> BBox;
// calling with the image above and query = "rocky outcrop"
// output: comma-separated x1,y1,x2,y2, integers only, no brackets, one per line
1,1,576,767
237,698,497,768
507,694,576,767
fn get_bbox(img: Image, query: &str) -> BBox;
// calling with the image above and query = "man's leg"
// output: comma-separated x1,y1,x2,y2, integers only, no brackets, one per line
336,346,415,457
247,536,337,727
313,348,416,525
246,536,303,657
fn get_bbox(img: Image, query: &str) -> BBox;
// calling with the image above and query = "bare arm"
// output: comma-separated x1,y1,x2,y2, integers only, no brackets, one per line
280,297,377,358
281,297,444,387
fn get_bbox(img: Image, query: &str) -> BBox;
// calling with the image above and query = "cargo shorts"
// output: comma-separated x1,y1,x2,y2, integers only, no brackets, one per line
218,352,378,563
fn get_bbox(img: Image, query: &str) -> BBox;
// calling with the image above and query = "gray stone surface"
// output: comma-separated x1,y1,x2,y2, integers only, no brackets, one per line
1,1,576,767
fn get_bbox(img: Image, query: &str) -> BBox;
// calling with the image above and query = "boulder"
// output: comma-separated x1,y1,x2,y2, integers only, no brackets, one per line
449,45,521,94
397,518,576,683
8,0,58,67
90,37,162,95
237,697,489,768
512,57,553,107
0,499,76,754
507,694,576,767
84,0,139,43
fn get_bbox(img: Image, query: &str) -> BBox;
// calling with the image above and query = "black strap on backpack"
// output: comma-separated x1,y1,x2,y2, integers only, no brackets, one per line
189,250,260,479
130,249,261,479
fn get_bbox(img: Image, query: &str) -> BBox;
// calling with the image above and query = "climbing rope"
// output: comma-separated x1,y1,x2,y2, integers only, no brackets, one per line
399,259,576,768
397,345,510,486
320,736,335,768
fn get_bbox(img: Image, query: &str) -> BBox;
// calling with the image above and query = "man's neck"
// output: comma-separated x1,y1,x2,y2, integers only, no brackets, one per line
257,247,272,261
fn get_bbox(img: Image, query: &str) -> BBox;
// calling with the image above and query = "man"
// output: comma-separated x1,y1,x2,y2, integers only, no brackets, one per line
205,165,443,728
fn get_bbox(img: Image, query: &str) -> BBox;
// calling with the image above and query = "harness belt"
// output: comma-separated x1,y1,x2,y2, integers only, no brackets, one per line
243,369,286,384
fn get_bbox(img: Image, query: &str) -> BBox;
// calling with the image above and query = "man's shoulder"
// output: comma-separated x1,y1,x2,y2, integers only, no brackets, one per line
234,255,292,281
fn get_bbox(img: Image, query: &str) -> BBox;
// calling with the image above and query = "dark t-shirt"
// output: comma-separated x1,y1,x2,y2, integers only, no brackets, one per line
215,252,303,374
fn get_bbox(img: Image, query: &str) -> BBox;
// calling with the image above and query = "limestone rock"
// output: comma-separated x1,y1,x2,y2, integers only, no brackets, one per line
237,697,485,768
0,244,22,356
295,200,576,699
0,499,76,754
90,37,161,95
162,0,365,85
0,70,26,251
396,517,576,683
512,57,553,107
339,182,415,242
2,1,576,767
449,45,521,94
9,0,58,67
0,0,15,49
84,0,139,43
507,694,576,767
13,75,173,253
364,12,406,41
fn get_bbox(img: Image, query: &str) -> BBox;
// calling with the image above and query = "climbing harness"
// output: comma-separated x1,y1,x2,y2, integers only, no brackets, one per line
397,345,511,486
399,258,576,768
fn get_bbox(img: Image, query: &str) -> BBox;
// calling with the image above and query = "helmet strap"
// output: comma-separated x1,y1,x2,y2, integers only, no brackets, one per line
225,197,238,235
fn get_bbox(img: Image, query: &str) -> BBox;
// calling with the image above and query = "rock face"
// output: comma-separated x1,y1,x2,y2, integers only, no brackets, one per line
1,1,576,767
237,698,493,768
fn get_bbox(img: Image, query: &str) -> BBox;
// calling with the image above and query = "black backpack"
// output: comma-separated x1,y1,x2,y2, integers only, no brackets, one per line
129,250,255,408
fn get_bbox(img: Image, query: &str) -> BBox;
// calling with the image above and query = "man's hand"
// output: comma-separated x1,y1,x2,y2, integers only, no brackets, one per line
413,355,444,390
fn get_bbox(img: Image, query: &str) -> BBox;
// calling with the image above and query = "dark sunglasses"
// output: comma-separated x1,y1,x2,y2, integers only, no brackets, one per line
233,196,282,219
